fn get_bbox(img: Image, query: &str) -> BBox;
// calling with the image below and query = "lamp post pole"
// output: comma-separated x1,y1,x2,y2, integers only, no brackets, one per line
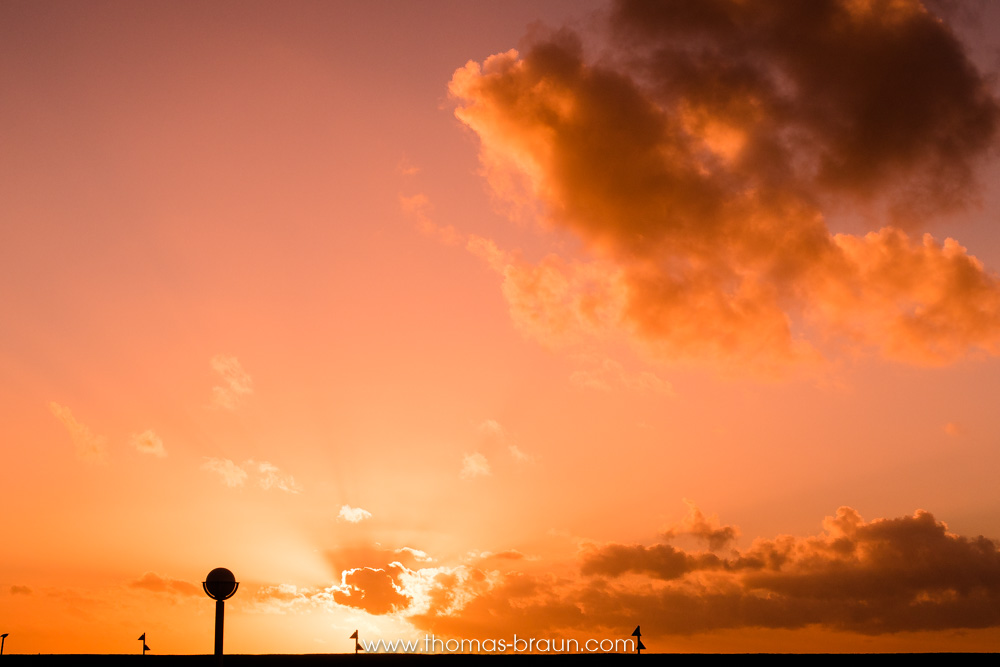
203,568,239,666
214,598,225,657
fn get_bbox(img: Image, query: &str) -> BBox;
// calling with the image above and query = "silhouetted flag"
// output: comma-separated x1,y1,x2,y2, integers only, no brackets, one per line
631,626,644,655
350,630,363,654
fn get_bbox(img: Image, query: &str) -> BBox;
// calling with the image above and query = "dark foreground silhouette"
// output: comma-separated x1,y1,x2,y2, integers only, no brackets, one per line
0,654,989,665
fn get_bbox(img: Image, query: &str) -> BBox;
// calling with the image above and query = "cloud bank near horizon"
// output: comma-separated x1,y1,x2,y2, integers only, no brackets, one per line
409,505,1000,637
250,504,1000,638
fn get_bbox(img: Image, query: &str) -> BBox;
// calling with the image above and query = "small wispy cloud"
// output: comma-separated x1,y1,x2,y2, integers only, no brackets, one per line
203,458,302,493
478,419,504,438
396,546,433,562
507,443,531,463
10,585,32,595
201,458,248,487
128,572,200,597
398,157,421,176
400,193,462,246
663,499,740,551
130,429,167,457
49,402,108,462
468,549,525,563
460,452,491,479
570,359,674,396
338,505,373,523
210,355,253,409
478,419,532,463
252,460,303,494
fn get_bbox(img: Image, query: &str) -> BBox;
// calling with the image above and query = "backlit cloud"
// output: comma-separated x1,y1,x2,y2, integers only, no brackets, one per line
315,545,432,616
249,545,447,619
210,355,253,409
48,402,108,462
338,504,373,523
130,429,166,457
319,544,490,622
451,0,1000,372
330,566,412,615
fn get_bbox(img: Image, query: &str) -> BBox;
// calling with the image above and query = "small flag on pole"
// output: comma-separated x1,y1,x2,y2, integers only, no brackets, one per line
350,630,363,654
138,633,150,655
631,626,644,655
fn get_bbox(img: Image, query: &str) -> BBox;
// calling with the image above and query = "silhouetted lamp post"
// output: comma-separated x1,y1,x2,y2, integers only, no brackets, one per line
203,568,239,663
1,633,8,656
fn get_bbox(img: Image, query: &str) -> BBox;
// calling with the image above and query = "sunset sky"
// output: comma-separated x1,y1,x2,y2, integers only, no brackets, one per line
5,0,1000,655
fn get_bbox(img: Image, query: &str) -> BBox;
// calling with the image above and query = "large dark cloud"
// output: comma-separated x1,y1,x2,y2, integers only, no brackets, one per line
410,506,1000,636
453,0,1000,371
579,543,724,580
612,0,998,215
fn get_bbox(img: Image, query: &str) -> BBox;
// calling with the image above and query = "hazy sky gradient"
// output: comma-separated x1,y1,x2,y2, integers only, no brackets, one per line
3,0,1000,654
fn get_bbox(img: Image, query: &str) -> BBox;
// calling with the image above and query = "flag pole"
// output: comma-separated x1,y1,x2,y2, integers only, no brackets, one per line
350,630,363,654
631,626,645,655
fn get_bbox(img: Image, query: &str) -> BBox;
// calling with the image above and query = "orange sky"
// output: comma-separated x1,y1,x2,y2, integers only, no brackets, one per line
4,0,1000,655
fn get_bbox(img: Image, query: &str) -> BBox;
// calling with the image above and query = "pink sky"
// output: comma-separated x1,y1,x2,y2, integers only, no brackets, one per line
3,0,1000,654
